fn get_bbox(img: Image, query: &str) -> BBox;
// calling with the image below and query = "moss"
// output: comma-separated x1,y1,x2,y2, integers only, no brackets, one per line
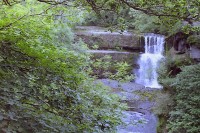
187,35,200,48
157,115,168,133
134,90,161,101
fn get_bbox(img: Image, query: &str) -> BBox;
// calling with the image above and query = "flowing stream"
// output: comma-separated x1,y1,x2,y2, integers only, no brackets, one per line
76,27,164,133
135,33,165,88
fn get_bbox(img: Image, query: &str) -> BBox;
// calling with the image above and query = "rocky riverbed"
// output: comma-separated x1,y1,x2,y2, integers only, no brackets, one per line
96,79,161,133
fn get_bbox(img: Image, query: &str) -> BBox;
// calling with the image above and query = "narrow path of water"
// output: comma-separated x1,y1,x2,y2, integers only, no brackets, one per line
117,111,157,133
97,79,159,133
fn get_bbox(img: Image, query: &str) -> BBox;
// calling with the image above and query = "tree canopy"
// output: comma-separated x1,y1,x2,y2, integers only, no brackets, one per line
1,0,199,36
0,0,125,132
2,0,200,23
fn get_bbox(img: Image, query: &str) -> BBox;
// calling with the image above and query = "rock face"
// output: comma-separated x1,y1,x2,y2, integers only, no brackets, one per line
75,26,143,51
187,35,200,61
166,32,200,62
88,50,139,66
75,26,142,68
166,32,190,54
190,46,200,62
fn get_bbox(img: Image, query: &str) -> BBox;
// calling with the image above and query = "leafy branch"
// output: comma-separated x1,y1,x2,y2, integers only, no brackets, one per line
0,5,55,30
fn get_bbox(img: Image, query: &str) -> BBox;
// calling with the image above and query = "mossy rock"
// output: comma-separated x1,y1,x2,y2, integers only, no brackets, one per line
157,115,168,133
187,35,200,48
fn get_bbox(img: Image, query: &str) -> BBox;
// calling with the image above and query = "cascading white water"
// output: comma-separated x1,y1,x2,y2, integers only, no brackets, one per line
135,33,165,88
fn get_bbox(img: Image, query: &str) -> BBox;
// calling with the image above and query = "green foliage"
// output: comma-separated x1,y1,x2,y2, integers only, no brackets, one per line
157,55,199,133
91,43,100,50
158,54,193,81
6,0,198,34
0,45,124,132
157,115,168,133
91,55,134,82
187,35,200,48
52,24,74,46
91,55,113,78
84,7,161,33
167,64,200,133
162,21,183,36
109,62,134,82
158,55,193,90
0,1,124,132
127,10,161,33
84,5,193,35
157,53,199,133
153,92,174,116
82,0,200,34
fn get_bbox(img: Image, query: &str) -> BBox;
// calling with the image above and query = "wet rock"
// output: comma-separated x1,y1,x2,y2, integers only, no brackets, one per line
166,32,190,53
190,46,200,62
120,82,145,92
117,111,157,133
97,79,146,91
96,79,120,89
127,101,155,113
116,92,141,101
96,79,158,133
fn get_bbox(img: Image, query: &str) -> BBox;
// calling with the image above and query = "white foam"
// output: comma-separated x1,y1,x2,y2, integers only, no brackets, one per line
135,34,165,88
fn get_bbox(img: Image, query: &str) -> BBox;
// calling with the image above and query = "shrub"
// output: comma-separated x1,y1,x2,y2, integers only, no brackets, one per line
187,35,200,48
109,62,134,82
153,92,174,116
167,64,200,133
0,2,124,132
91,55,134,82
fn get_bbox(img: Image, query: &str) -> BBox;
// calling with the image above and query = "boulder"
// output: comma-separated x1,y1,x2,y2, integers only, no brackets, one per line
190,46,200,62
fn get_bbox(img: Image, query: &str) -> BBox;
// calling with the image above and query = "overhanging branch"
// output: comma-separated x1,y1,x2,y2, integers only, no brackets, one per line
0,5,55,30
119,0,184,19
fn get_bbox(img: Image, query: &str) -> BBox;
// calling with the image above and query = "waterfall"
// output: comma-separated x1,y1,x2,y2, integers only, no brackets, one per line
135,33,165,88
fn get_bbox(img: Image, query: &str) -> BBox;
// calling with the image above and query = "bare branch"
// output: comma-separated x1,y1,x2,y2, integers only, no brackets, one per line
3,0,11,6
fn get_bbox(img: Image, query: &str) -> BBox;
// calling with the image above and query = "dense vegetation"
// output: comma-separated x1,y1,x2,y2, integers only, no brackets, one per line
168,64,200,133
158,55,200,133
0,1,125,132
83,0,200,35
1,0,200,133
90,55,134,82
